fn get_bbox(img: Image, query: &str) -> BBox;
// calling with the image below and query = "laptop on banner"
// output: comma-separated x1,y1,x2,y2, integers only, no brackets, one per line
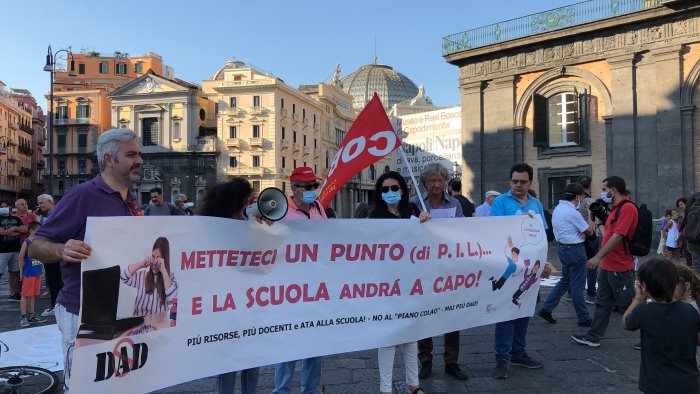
77,265,144,340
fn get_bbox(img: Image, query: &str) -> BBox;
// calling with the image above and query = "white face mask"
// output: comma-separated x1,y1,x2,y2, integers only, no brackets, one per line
601,191,613,204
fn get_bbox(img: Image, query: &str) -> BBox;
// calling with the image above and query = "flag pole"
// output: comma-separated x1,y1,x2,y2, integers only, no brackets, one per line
399,144,427,212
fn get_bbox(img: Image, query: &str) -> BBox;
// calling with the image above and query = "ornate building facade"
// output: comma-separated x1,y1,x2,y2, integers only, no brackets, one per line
202,61,387,217
109,72,217,205
0,82,36,202
47,51,168,199
444,1,700,213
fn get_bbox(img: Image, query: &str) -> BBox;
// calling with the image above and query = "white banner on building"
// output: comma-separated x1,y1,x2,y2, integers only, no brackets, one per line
392,107,461,176
71,215,547,393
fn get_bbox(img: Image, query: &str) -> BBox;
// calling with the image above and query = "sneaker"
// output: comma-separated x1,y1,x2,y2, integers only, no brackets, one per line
585,295,595,305
9,294,21,301
571,334,600,347
28,315,47,324
493,361,509,379
41,307,55,317
537,310,557,323
510,354,543,369
40,290,50,299
19,316,29,328
565,295,572,302
633,342,641,350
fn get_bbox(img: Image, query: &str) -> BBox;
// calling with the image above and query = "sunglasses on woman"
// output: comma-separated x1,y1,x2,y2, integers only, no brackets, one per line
381,185,400,193
295,182,320,191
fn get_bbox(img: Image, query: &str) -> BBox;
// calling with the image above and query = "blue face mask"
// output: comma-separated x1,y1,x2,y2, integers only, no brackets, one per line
301,190,317,204
0,208,8,215
382,191,401,205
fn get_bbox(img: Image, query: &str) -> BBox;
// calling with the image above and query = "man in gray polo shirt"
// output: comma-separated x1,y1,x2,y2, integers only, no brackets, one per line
145,187,185,216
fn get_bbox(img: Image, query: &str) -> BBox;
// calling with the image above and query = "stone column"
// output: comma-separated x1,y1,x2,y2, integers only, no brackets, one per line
482,76,515,193
603,116,613,176
652,45,684,215
608,54,637,193
634,51,659,213
460,80,484,201
680,104,696,196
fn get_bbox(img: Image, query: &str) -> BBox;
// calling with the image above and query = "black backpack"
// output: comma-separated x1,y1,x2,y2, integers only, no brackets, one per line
611,200,652,257
684,201,700,243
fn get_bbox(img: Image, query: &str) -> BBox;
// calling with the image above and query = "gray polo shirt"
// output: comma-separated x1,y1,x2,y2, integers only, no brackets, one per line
410,192,465,218
145,202,185,216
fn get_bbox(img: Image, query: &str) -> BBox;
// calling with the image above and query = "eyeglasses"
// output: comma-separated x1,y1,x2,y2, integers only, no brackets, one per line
510,179,530,185
381,185,400,193
294,182,320,191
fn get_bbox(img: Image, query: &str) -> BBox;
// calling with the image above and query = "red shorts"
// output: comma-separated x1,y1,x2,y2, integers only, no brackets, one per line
21,276,41,297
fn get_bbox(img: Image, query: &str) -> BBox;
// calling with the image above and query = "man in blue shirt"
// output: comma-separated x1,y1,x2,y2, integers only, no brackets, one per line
489,162,551,379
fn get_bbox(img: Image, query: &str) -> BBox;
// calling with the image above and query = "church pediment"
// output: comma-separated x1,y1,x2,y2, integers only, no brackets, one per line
110,72,191,97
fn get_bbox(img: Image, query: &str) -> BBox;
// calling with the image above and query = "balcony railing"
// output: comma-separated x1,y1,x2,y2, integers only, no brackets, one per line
224,167,265,176
55,146,96,154
54,117,92,126
222,108,241,117
7,121,18,130
249,106,267,115
280,108,289,117
19,124,33,134
442,0,664,56
225,138,242,149
249,137,264,148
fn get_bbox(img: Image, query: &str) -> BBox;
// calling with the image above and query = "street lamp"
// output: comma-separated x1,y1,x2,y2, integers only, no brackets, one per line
43,45,77,196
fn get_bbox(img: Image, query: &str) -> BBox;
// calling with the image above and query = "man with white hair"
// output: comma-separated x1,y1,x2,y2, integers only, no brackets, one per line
476,190,501,217
29,128,143,393
37,194,55,224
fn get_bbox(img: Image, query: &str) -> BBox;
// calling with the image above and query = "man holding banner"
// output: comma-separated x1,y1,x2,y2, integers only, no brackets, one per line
273,166,327,394
28,128,143,393
410,163,468,381
489,162,551,380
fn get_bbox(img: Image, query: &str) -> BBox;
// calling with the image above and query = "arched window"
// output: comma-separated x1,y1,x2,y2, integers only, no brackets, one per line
369,164,376,180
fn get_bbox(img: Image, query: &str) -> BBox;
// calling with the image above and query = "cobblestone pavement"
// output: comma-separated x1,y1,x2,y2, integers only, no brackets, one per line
0,247,692,393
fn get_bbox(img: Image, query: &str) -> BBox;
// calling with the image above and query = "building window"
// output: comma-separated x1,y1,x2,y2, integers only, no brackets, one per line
76,104,90,120
230,97,237,108
303,135,307,145
292,104,296,114
56,106,69,119
229,126,237,139
335,129,345,145
58,181,65,194
253,96,260,107
325,151,329,168
78,159,86,174
369,164,376,180
252,156,261,167
229,156,238,168
281,126,285,140
99,62,108,74
281,98,285,108
142,117,159,146
282,181,286,193
293,131,297,143
303,109,306,119
173,121,181,139
116,63,127,75
537,165,592,210
293,159,297,168
282,157,286,168
78,134,87,152
135,62,143,73
252,181,261,194
252,125,260,138
314,138,317,148
534,92,581,148
78,64,86,74
57,135,66,153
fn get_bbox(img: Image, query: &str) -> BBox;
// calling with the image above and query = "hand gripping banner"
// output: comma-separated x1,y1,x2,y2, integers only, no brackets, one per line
71,214,547,393
318,93,400,207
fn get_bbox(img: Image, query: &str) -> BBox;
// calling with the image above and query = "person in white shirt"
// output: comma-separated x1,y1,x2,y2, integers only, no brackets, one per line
475,190,501,217
537,183,595,326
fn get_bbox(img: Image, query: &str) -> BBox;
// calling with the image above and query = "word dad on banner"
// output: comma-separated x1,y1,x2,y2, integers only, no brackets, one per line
71,214,547,393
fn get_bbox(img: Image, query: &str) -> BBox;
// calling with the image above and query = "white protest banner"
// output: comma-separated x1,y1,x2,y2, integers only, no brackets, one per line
392,107,461,176
71,215,547,393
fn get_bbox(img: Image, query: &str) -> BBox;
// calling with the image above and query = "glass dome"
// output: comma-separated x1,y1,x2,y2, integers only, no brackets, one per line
340,64,419,112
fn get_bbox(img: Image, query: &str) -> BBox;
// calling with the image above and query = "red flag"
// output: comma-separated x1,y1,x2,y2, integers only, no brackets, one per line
318,94,399,207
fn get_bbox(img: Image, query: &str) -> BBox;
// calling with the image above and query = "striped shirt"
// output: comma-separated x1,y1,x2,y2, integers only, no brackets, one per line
121,267,177,316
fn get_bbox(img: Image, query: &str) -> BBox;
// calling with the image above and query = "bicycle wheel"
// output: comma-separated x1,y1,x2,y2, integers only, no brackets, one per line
0,366,59,394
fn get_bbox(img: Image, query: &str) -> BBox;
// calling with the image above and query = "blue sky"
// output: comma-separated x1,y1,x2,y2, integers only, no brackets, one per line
2,0,574,110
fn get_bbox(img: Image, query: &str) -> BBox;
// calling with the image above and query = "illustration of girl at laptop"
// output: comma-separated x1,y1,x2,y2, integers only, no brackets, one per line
121,236,178,315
